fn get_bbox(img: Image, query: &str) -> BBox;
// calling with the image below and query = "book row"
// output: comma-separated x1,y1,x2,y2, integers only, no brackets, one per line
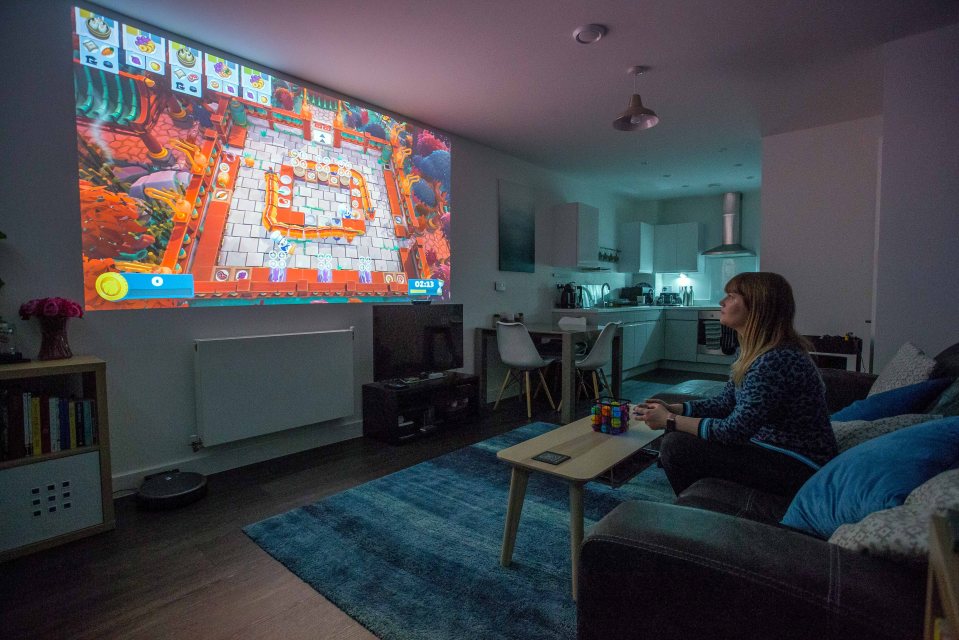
0,391,98,461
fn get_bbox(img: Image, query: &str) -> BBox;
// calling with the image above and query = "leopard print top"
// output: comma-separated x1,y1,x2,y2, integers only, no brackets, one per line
685,346,839,468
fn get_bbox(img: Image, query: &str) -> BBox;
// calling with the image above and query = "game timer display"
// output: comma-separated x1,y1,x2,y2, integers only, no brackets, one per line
71,5,451,311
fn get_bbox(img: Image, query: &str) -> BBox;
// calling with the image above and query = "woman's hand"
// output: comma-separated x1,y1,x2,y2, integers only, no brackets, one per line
631,400,672,430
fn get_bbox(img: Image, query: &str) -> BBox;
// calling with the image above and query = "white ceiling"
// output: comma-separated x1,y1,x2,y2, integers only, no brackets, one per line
90,0,958,199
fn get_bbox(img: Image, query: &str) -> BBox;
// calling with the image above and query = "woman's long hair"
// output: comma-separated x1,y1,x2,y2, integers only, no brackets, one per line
727,272,810,384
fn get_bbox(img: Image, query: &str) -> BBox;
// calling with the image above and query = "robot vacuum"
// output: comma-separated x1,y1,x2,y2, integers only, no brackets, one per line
136,469,207,510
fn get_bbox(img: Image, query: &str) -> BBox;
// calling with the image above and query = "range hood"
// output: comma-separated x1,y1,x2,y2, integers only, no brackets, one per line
703,192,754,257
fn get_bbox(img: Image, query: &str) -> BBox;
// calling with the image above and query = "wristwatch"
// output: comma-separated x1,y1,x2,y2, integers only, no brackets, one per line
665,414,677,432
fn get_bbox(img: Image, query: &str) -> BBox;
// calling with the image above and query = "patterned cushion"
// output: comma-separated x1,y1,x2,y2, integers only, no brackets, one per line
928,377,959,417
832,414,943,452
868,342,937,396
830,469,959,563
829,504,931,563
906,468,959,508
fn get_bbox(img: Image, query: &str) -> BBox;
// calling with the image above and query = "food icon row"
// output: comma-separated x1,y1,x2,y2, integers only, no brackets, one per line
75,7,271,103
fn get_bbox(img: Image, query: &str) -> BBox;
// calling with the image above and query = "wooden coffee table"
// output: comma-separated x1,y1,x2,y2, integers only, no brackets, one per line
497,416,660,597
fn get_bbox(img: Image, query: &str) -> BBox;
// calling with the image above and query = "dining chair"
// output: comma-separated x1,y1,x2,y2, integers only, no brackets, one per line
494,322,557,419
557,321,620,411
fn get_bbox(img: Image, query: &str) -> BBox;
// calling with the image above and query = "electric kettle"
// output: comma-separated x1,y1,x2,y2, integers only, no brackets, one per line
558,282,578,308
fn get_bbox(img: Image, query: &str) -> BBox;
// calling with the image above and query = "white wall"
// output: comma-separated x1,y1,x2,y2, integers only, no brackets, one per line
760,117,882,361
0,1,631,489
874,24,959,368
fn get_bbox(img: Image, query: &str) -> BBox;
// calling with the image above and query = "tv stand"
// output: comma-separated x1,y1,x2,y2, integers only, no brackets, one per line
362,372,480,444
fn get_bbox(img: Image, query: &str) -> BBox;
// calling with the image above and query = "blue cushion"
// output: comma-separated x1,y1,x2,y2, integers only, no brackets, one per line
831,377,952,421
781,417,959,538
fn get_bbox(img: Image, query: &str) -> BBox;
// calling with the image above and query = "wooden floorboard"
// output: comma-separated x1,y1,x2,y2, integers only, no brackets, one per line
0,370,705,639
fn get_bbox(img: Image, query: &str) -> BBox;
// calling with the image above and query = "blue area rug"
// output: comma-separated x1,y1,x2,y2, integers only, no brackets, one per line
244,422,675,640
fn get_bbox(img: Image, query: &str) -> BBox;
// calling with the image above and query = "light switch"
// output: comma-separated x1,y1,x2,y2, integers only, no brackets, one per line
494,282,506,292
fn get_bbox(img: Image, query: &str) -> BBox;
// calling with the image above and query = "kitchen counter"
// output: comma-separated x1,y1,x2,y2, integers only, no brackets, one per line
553,305,720,313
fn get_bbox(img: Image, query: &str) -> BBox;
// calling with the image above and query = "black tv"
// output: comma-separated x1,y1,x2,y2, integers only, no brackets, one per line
373,304,464,381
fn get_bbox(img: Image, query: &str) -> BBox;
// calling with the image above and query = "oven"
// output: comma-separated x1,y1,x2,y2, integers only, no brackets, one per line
697,310,737,356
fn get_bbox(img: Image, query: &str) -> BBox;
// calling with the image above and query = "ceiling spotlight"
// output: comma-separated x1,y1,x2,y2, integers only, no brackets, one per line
613,66,659,131
573,24,608,44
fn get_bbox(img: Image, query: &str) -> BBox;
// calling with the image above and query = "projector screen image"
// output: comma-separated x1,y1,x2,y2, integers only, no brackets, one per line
71,5,451,311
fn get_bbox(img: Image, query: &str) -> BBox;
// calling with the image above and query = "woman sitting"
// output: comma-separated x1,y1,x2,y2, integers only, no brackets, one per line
633,272,837,498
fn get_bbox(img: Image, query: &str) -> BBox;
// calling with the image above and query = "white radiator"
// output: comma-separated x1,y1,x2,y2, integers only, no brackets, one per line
194,329,354,446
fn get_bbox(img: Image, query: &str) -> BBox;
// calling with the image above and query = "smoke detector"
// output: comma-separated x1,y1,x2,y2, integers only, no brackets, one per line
573,24,608,44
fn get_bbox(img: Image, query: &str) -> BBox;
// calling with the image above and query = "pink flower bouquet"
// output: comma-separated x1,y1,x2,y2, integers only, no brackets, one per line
19,297,84,320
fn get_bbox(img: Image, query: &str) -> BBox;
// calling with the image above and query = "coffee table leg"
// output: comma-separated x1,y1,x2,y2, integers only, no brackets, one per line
570,481,585,599
501,466,530,567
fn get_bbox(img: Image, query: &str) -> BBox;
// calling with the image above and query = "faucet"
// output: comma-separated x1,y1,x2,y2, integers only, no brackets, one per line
600,283,611,307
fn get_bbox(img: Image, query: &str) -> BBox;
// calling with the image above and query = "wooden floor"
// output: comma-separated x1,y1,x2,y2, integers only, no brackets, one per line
0,369,715,640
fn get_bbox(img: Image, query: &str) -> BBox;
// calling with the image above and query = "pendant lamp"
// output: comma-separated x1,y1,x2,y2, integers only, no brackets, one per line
613,66,659,131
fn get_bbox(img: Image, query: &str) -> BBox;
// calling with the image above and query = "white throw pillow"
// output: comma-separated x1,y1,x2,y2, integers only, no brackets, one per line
829,469,959,563
868,342,937,396
906,468,959,509
832,414,943,452
829,504,931,563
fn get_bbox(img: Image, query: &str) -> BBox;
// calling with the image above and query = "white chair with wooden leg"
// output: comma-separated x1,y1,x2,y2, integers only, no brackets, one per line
557,321,620,412
494,322,557,419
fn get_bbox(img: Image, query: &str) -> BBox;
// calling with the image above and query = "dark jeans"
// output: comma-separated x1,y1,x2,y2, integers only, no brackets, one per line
659,431,816,499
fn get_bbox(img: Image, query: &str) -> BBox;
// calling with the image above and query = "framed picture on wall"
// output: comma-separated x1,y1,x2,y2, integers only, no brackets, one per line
497,179,535,272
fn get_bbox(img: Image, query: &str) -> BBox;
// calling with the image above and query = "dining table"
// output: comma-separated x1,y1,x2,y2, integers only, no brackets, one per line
474,323,623,424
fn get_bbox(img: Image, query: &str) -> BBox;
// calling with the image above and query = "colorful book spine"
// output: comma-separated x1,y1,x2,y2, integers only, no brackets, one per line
82,399,95,446
68,399,78,449
30,395,42,456
23,392,33,456
5,391,25,459
74,401,84,447
59,398,71,451
48,397,60,453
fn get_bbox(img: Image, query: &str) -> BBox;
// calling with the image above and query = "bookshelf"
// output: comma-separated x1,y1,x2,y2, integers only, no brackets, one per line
925,511,959,640
0,356,114,561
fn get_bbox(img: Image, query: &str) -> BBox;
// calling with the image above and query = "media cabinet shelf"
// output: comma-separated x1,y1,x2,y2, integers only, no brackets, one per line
0,356,114,562
362,373,480,444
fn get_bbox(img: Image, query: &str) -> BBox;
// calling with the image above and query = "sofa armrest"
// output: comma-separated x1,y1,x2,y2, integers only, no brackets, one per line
819,368,878,412
577,501,923,640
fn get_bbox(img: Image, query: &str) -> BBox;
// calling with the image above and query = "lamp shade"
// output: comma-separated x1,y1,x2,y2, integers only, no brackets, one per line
612,94,660,131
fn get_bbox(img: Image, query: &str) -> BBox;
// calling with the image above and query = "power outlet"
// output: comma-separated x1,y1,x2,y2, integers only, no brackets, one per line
494,282,506,292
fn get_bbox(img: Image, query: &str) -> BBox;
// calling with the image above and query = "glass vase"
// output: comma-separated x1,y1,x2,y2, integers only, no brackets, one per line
37,316,73,361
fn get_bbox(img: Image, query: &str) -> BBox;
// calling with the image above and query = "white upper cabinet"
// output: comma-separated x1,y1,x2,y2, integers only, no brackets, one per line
618,221,654,273
551,203,601,268
653,222,701,273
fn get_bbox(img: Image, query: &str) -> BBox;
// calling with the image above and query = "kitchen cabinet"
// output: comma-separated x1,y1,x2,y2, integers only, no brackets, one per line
551,202,601,269
653,222,701,273
618,221,654,273
664,316,698,362
641,320,664,364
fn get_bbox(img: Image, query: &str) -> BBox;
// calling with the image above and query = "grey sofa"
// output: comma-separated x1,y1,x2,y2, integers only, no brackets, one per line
576,343,959,640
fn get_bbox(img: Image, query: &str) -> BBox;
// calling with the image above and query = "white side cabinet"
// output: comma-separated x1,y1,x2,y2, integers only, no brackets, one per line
653,222,701,273
551,202,601,268
0,357,114,561
619,221,654,273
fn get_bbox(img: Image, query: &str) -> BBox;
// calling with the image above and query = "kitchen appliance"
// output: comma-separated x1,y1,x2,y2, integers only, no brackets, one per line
702,192,754,257
697,310,739,355
557,282,581,309
657,292,682,306
638,282,654,305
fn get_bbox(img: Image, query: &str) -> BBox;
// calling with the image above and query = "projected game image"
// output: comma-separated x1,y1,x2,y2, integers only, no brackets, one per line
71,6,451,311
